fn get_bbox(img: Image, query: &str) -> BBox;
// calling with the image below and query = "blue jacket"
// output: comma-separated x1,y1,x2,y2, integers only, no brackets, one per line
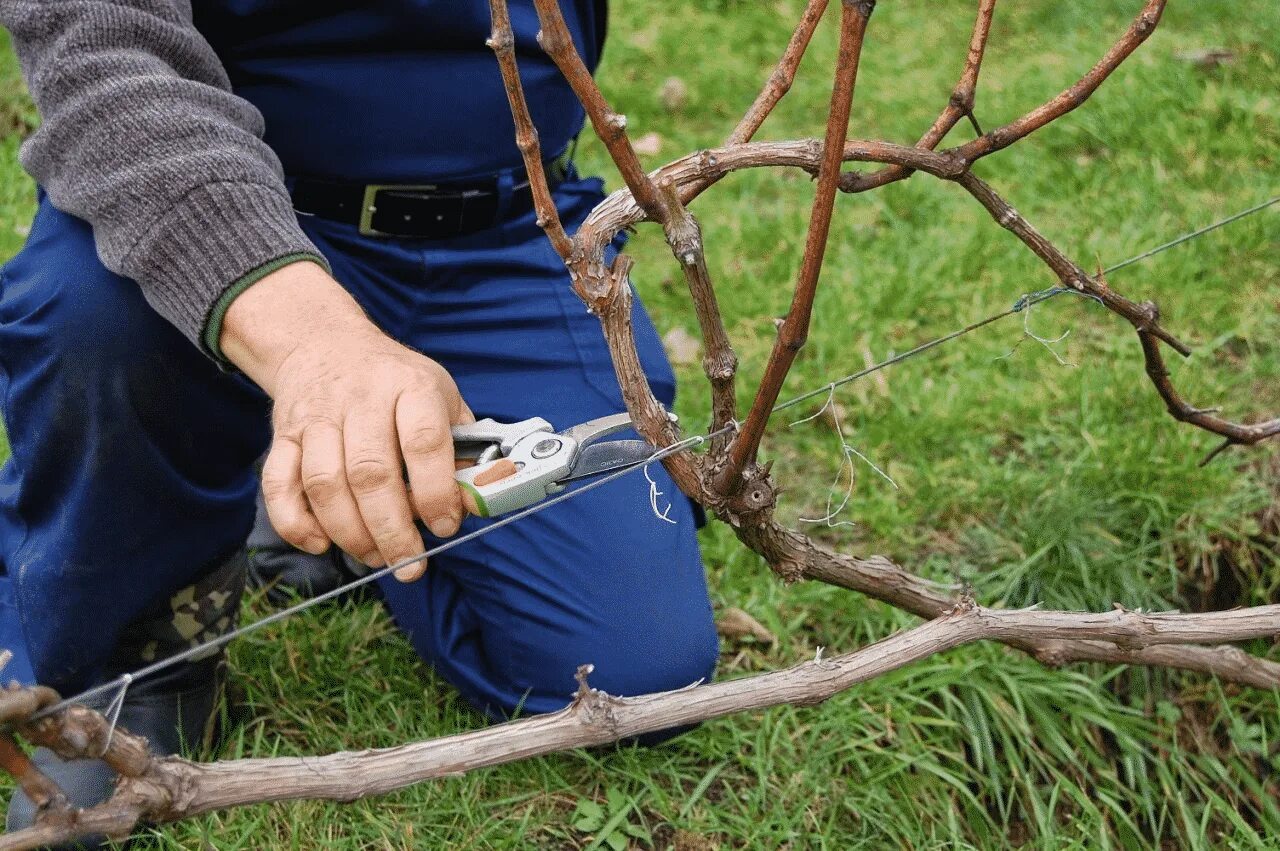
194,1,607,181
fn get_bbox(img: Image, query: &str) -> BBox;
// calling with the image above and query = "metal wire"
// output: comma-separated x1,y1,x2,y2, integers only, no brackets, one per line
30,428,730,721
1102,195,1278,274
24,191,1279,724
775,195,1278,415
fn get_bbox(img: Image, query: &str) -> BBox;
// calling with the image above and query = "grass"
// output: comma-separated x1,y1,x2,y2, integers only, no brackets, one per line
2,0,1279,846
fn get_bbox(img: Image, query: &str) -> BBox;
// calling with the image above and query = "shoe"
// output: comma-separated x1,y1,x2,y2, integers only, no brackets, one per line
246,486,371,604
6,551,246,848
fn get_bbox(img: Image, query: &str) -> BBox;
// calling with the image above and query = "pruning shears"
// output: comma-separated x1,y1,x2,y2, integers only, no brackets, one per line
451,413,658,517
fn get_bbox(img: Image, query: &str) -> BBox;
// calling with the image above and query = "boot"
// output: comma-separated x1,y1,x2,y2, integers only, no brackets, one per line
246,485,371,604
6,550,247,848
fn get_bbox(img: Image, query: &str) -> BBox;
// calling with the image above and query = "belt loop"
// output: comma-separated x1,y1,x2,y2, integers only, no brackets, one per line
495,171,516,222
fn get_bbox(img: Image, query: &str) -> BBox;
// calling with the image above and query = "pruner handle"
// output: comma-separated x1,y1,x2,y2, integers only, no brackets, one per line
451,417,552,461
455,458,552,518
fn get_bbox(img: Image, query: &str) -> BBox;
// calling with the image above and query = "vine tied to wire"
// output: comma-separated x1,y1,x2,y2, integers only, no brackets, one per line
25,192,1277,725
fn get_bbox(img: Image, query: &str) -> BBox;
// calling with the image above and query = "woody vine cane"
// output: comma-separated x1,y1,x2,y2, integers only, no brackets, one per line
1,193,1275,851
508,0,1279,670
2,1,1279,847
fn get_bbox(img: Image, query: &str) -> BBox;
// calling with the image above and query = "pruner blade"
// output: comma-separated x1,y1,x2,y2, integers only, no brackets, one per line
555,410,681,485
557,438,656,484
451,411,677,518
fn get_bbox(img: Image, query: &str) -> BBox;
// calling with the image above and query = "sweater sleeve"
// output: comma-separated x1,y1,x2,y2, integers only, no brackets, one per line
0,0,329,352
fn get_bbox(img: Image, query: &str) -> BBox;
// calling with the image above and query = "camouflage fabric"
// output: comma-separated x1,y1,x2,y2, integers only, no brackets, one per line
112,551,247,666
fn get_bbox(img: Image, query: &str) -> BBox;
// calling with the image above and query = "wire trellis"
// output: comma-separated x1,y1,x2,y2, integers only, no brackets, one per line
22,192,1279,727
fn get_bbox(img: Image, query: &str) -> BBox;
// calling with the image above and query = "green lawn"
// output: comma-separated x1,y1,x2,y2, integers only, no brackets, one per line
3,1,1280,847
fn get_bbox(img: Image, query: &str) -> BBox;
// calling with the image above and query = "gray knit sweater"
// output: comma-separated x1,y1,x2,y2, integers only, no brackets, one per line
1,0,326,353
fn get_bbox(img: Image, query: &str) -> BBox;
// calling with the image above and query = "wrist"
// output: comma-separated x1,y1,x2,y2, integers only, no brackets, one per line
220,260,377,394
202,252,326,363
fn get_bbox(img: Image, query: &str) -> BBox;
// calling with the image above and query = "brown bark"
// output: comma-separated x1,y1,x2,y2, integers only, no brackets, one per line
4,603,1279,850
720,0,876,493
532,0,668,223
952,0,1167,166
842,0,997,193
486,0,573,259
658,180,740,455
728,0,832,146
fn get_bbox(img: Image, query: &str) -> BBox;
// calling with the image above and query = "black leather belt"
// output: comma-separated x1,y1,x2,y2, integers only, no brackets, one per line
291,153,571,239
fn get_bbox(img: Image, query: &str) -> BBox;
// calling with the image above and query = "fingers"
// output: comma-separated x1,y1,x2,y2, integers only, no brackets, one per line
258,327,472,584
343,403,426,580
300,420,379,565
261,436,329,555
396,388,466,535
455,399,477,427
394,388,467,583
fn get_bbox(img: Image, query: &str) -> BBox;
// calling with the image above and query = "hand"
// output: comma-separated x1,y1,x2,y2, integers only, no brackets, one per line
221,261,473,581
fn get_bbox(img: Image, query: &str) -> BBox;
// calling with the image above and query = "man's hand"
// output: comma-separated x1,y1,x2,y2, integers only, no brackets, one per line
221,261,473,581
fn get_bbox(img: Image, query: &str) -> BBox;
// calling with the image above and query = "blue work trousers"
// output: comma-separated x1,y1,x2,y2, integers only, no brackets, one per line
0,174,718,717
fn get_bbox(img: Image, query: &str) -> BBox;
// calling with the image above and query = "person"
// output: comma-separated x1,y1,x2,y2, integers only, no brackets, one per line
0,1,719,841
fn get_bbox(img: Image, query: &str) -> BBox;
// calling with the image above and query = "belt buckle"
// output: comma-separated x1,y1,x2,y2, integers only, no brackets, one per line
358,184,440,237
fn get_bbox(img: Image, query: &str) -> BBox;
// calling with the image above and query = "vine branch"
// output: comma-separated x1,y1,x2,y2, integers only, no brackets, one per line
842,0,997,193
720,0,876,493
487,0,572,259
729,0,832,146
5,603,1280,849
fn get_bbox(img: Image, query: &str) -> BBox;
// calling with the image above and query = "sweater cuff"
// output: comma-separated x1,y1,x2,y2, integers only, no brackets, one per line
202,252,329,365
124,180,330,350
